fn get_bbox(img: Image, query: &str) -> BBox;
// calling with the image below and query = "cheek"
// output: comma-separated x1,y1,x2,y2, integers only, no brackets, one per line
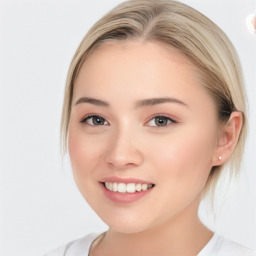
148,126,216,190
68,124,103,179
67,123,110,207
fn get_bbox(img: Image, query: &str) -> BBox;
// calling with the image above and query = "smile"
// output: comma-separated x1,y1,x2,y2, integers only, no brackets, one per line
104,182,154,193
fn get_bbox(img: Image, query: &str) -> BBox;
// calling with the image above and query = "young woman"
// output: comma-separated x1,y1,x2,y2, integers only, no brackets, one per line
46,0,255,255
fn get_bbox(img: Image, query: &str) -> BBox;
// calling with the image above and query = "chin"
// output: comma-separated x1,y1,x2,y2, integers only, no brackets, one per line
99,211,153,234
107,222,150,234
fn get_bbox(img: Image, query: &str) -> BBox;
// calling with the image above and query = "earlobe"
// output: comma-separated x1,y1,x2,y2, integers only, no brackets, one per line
212,111,243,166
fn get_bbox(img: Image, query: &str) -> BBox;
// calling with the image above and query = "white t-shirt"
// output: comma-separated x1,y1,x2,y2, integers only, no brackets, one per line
44,232,255,256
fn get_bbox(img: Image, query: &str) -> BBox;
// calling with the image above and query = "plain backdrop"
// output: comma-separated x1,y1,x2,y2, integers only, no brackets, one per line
0,0,255,255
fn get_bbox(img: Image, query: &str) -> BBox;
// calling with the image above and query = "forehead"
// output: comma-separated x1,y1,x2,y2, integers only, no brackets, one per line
78,39,199,77
73,40,215,111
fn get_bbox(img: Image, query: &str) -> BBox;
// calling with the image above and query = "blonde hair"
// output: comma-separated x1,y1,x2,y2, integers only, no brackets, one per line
60,0,247,197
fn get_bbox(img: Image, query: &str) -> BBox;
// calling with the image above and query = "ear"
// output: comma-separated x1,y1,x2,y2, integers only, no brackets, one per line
212,111,243,166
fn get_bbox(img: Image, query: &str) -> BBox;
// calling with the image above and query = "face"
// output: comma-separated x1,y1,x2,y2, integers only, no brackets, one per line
68,40,219,234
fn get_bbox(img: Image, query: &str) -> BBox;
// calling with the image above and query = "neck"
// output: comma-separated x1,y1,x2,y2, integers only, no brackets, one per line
91,197,213,256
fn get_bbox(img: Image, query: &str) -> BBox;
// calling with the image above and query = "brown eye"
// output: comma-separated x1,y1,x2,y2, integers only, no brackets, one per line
155,117,168,126
81,115,108,126
147,116,175,127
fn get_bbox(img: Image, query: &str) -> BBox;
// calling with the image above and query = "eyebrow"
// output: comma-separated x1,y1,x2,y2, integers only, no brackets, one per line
135,97,188,109
74,97,188,108
75,97,110,107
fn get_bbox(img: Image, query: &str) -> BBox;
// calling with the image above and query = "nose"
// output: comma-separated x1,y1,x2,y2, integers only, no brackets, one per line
105,128,144,169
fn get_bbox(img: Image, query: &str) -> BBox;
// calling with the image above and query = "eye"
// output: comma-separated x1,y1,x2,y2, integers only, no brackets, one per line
147,116,176,127
81,115,109,126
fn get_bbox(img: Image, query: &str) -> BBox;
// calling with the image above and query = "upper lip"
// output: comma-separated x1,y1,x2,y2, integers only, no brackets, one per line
100,176,154,184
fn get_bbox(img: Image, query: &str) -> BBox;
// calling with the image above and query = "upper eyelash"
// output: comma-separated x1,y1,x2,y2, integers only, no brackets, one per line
80,114,177,126
80,115,108,125
146,115,177,126
147,114,177,123
80,115,90,123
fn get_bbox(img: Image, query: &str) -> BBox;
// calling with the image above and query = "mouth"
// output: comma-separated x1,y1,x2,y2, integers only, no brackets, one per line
100,177,155,203
102,182,155,193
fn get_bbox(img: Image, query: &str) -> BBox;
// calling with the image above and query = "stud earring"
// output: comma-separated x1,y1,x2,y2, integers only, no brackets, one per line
218,155,223,160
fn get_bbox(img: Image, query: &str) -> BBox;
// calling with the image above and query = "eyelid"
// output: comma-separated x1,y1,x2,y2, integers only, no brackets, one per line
145,114,177,127
80,114,109,126
79,113,177,127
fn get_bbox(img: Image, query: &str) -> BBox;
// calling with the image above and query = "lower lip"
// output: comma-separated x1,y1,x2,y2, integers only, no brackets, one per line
101,183,154,204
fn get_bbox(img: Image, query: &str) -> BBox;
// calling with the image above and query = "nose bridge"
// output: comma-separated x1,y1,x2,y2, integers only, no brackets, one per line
105,122,144,168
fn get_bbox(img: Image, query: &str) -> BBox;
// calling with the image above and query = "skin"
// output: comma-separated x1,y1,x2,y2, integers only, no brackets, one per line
68,40,242,256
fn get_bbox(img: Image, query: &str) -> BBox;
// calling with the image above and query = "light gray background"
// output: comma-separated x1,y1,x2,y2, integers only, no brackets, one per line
0,0,255,255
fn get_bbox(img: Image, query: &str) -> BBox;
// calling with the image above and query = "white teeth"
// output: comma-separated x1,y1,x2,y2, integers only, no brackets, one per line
113,182,118,192
136,184,142,192
141,184,147,191
126,183,136,193
104,182,154,193
117,183,126,193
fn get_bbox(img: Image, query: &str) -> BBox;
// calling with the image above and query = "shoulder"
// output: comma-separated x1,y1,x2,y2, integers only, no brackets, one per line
199,233,255,256
218,236,255,256
44,233,99,256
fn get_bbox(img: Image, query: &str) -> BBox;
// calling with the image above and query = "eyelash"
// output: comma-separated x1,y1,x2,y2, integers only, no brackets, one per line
80,114,177,127
80,115,109,126
146,115,177,127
